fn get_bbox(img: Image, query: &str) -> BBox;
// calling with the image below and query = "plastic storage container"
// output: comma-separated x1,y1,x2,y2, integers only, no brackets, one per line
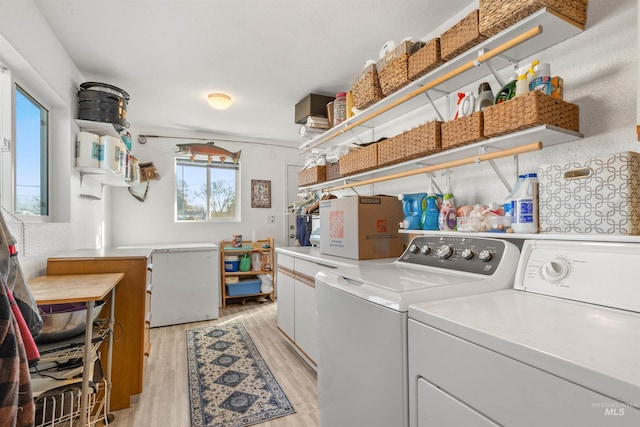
333,92,347,125
226,277,262,296
224,256,239,272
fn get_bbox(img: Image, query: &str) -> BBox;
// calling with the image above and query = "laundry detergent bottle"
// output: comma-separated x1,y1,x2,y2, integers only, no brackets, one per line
399,193,427,230
422,192,440,231
511,173,539,234
438,192,457,231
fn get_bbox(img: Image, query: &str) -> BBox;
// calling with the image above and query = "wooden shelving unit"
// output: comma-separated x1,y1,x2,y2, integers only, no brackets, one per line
220,237,275,307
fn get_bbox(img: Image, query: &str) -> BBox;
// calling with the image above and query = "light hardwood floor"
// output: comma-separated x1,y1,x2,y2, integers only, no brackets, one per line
108,301,319,427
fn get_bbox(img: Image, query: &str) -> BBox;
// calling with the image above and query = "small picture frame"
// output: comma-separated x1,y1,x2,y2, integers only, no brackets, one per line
251,179,271,208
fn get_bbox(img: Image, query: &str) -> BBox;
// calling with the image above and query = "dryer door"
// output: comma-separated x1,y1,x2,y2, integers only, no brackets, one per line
417,378,498,427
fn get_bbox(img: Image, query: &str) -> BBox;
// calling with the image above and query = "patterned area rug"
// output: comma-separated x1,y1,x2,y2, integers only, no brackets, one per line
186,322,295,427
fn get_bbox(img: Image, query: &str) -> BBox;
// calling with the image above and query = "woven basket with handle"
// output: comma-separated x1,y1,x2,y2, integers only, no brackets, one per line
482,90,579,137
351,64,385,110
440,9,487,62
479,0,588,38
339,144,379,176
441,112,486,149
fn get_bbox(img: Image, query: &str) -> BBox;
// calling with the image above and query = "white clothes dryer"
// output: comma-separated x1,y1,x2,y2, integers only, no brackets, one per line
408,239,640,427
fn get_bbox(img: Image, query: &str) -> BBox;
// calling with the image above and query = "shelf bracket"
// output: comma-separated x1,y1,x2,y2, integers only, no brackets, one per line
479,146,515,192
422,92,445,122
476,49,516,88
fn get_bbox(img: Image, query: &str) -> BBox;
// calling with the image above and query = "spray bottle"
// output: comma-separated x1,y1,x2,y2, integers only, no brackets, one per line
438,173,457,231
422,177,440,231
494,72,518,104
515,60,539,97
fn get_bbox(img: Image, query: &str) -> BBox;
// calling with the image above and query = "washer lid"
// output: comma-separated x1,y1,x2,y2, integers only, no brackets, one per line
409,290,640,408
316,264,492,312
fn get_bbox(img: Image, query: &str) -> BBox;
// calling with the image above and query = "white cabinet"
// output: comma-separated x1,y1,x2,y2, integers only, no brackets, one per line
276,253,331,368
276,267,295,340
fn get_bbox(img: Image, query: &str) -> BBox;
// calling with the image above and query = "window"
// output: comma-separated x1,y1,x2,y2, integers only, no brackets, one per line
14,85,49,216
176,158,240,221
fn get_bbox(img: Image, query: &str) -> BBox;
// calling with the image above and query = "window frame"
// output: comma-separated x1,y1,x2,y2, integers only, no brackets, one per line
175,157,241,222
14,83,50,218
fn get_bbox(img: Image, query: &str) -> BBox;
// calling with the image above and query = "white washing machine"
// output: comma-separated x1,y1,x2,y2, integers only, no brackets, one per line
315,235,521,427
408,239,640,427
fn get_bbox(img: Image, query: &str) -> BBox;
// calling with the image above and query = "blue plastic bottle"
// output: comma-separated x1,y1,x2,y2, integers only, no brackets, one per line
422,192,440,231
398,193,427,230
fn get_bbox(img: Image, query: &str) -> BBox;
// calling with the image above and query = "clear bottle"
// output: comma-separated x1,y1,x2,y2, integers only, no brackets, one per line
333,92,347,125
511,173,539,234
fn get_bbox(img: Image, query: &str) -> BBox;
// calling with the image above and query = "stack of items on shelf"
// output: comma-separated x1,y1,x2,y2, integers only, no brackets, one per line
298,116,331,139
294,1,587,186
75,131,139,183
294,93,335,139
349,1,587,113
397,173,540,234
30,302,110,426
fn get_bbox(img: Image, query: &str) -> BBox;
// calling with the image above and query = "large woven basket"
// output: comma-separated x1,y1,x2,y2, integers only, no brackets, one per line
408,38,444,80
441,112,486,149
377,40,416,96
339,143,378,176
479,0,588,38
298,165,326,187
377,134,407,167
351,64,385,110
440,9,487,62
482,90,579,137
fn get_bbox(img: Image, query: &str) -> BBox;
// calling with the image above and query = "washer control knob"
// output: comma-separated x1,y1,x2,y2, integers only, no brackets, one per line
420,246,432,255
478,250,493,262
540,258,570,282
461,248,475,260
409,244,420,254
437,245,454,259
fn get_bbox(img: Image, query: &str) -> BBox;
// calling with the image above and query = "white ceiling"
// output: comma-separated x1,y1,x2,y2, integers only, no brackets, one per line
34,0,473,147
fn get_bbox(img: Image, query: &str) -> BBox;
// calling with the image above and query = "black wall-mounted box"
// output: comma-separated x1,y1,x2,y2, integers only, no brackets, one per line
294,93,335,124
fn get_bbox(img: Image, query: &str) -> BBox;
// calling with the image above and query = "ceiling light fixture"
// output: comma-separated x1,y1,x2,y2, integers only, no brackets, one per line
208,92,232,110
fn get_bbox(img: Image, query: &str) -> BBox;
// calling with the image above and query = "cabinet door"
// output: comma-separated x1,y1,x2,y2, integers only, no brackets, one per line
276,269,295,340
294,276,317,363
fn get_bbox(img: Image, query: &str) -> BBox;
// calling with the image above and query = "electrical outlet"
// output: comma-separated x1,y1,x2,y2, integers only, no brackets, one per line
267,215,275,224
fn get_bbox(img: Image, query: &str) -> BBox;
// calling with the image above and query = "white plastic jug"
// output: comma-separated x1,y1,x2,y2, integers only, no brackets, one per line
511,173,539,234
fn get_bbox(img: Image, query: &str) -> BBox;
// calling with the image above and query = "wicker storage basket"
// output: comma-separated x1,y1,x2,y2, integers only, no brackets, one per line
298,165,326,186
339,144,378,176
440,10,487,62
351,63,385,110
325,162,342,181
408,38,444,80
378,121,443,167
441,112,486,149
479,0,588,38
482,91,579,137
377,134,406,167
377,40,416,96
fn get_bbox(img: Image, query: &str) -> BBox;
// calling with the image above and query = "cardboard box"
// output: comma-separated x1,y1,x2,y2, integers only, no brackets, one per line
294,93,335,124
538,151,640,235
319,195,405,259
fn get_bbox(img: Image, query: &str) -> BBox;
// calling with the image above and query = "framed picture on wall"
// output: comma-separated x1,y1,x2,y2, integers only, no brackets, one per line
251,179,271,208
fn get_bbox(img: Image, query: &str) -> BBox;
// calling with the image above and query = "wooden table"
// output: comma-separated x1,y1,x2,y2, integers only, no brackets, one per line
30,273,124,426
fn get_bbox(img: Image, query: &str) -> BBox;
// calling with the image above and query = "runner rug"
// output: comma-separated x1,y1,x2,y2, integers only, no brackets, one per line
186,321,295,427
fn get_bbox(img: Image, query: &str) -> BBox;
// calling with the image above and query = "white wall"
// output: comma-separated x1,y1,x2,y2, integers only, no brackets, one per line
0,0,108,279
336,0,638,210
109,135,301,248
